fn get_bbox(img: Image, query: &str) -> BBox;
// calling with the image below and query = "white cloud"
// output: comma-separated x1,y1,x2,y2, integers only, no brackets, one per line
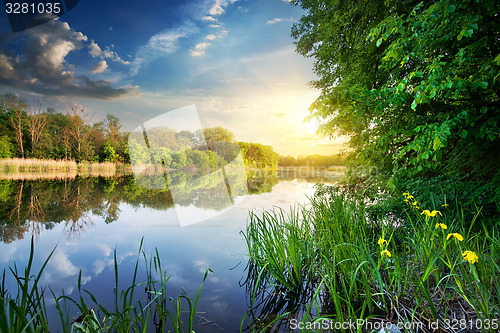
201,15,216,21
0,20,135,99
267,17,294,25
191,42,210,56
131,21,198,75
88,40,101,57
209,0,225,15
92,60,108,73
205,34,217,40
89,40,130,65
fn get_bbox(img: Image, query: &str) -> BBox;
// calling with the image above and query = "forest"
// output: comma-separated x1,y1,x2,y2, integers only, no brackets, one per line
0,93,344,170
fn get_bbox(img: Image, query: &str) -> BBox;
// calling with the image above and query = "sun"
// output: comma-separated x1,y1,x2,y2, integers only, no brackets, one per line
302,117,320,135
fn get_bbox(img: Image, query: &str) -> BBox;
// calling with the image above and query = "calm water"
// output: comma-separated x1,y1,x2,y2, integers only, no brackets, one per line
0,169,341,332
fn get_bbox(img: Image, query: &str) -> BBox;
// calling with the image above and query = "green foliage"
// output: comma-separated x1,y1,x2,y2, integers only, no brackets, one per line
292,0,500,220
279,153,345,167
243,185,500,330
104,141,121,163
0,136,13,158
0,237,211,332
238,142,279,169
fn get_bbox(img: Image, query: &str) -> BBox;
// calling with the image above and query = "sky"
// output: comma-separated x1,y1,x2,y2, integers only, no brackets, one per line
0,0,348,156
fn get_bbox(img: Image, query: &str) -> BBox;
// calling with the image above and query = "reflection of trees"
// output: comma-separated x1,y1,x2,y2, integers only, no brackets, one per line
241,261,320,332
0,171,281,243
277,169,342,184
246,170,280,194
62,181,93,238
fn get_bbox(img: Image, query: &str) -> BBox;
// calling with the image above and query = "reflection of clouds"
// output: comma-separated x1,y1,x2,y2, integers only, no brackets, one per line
95,243,112,257
91,251,134,276
49,250,78,277
42,249,91,290
194,259,209,273
0,243,18,263
92,259,107,275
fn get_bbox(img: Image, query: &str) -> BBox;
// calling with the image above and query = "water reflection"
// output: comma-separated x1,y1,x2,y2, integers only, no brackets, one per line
0,169,343,332
0,171,284,243
241,261,321,332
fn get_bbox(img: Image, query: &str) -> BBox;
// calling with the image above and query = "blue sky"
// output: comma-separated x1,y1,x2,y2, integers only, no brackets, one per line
0,0,347,156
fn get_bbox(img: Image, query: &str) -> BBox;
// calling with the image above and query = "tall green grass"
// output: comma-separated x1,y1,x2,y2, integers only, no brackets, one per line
242,184,500,332
0,237,210,332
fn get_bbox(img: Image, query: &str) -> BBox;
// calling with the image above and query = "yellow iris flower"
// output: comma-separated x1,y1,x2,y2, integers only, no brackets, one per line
447,233,464,241
378,238,388,246
421,210,442,219
380,249,391,257
462,250,478,264
435,223,448,230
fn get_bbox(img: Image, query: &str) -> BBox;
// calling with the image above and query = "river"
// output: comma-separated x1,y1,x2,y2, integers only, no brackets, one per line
0,168,341,332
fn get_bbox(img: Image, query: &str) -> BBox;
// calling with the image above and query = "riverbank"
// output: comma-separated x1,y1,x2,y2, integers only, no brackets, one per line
0,158,131,179
0,158,346,181
243,184,500,332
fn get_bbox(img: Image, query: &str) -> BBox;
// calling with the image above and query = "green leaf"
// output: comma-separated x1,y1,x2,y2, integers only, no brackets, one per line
460,129,468,138
376,38,383,47
433,137,441,150
463,29,473,38
411,100,417,110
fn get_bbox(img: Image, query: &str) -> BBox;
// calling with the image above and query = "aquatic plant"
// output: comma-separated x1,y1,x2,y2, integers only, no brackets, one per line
242,184,500,332
0,237,210,332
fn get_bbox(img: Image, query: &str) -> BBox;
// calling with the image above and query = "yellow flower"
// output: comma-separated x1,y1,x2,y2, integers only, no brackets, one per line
403,192,410,197
378,238,388,246
404,199,409,202
435,223,448,230
447,233,464,241
421,210,442,218
380,249,391,257
462,250,478,264
442,203,449,208
407,195,414,200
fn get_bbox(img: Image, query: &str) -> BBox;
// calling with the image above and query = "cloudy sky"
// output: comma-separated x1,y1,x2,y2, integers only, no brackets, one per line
0,0,347,156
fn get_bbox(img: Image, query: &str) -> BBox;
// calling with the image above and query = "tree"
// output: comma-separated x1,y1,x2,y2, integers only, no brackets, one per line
1,93,27,158
104,114,122,146
26,102,47,158
292,0,500,216
66,104,92,161
0,136,13,158
203,127,235,144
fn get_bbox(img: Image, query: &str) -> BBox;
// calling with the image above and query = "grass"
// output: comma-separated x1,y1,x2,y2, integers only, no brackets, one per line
0,158,130,179
242,184,500,332
0,237,210,333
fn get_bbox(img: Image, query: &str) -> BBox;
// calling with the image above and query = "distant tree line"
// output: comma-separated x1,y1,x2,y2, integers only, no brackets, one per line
0,93,345,169
279,154,346,167
0,93,128,163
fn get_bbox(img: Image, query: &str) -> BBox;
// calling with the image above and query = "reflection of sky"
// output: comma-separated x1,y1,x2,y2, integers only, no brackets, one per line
0,180,317,331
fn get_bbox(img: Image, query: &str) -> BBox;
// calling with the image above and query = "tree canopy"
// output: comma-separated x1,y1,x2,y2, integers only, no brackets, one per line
292,0,500,217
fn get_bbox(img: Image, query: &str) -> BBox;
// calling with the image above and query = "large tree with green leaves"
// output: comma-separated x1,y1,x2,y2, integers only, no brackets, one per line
292,0,500,216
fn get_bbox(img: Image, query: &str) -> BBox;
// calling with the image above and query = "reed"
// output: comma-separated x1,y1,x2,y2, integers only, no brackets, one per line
0,158,132,179
0,237,210,332
242,184,500,332
0,158,77,173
